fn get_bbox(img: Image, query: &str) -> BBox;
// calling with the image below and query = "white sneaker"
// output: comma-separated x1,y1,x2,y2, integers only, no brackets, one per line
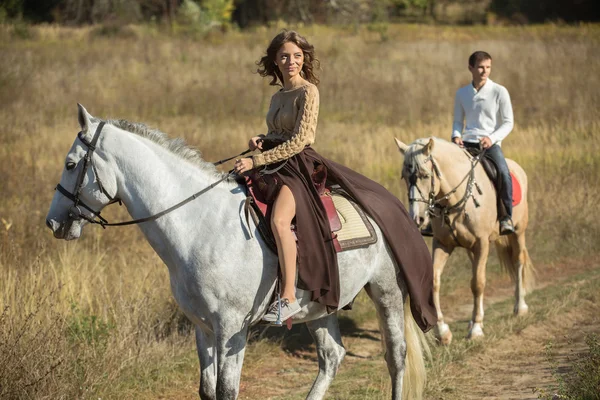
262,298,301,324
499,218,515,235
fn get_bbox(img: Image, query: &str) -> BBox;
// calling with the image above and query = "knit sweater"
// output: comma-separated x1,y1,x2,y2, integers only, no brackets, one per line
252,82,319,167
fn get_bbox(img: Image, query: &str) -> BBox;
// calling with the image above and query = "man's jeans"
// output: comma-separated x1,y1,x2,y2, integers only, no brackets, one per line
466,143,513,219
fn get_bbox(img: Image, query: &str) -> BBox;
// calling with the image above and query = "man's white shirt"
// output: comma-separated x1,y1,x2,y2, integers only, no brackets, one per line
452,79,514,146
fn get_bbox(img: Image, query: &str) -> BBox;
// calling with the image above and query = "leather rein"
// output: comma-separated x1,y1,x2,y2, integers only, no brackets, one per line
55,122,250,228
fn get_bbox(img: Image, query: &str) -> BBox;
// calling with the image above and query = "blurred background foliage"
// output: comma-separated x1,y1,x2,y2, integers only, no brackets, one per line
1,0,598,29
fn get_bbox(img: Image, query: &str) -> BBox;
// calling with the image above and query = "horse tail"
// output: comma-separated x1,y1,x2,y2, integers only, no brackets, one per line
494,235,535,292
402,296,430,400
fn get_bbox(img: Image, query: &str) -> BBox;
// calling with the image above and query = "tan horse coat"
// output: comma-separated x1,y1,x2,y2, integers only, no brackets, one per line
395,137,534,343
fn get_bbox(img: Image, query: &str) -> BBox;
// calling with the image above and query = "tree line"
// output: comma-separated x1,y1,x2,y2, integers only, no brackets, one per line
2,0,598,27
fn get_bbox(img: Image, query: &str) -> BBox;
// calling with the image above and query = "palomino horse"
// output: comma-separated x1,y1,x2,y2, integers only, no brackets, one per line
46,105,429,400
394,137,534,344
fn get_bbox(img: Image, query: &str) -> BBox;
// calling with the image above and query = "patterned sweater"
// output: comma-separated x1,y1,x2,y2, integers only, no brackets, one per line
252,82,319,167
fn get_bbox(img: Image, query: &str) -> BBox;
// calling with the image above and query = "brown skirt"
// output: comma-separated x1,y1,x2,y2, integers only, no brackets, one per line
265,146,437,332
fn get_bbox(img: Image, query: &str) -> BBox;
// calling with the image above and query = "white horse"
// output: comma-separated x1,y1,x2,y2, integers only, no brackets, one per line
394,137,534,344
46,105,429,400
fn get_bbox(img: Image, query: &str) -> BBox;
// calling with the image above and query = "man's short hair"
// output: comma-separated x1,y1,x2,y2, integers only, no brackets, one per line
469,51,492,67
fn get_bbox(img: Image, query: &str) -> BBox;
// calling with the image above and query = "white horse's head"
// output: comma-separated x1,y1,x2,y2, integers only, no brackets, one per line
46,104,118,240
395,137,442,230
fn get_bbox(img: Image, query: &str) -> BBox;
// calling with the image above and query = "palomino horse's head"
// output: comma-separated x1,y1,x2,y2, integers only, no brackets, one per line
395,137,442,230
46,104,118,240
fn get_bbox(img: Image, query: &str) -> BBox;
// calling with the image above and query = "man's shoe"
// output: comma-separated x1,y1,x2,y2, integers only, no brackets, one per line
262,298,301,324
420,222,434,237
499,218,515,235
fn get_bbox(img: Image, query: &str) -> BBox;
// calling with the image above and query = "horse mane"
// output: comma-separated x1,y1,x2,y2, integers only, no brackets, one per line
95,117,224,176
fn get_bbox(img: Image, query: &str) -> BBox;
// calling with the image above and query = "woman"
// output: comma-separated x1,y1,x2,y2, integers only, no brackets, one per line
234,31,436,331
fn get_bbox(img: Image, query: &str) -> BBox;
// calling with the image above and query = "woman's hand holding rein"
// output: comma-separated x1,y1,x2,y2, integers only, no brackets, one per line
249,136,264,151
234,157,254,174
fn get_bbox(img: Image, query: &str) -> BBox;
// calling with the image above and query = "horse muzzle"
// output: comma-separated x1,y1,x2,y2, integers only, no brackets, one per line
45,216,82,240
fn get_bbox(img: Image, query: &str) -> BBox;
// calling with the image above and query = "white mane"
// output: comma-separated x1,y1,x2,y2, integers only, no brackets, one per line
95,117,226,178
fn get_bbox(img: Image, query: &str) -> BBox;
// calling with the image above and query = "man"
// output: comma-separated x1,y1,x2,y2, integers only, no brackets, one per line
451,50,515,235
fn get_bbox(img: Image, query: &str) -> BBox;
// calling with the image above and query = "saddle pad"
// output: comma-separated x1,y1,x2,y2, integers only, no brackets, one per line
511,172,522,206
331,193,377,251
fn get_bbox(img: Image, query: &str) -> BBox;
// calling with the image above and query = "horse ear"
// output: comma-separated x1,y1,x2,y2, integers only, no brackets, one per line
77,103,92,132
424,138,435,156
394,138,409,154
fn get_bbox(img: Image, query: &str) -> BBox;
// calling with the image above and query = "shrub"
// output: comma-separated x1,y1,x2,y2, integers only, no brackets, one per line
538,334,600,399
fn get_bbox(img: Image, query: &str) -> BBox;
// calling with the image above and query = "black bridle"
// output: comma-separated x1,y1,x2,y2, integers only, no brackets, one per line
56,122,114,226
406,148,486,226
55,123,250,228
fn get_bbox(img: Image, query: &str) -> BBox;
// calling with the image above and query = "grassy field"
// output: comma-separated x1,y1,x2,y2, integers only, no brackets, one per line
0,22,599,399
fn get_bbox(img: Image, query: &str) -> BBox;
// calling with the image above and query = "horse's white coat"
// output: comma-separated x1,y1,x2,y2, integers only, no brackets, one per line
396,137,534,344
46,105,428,400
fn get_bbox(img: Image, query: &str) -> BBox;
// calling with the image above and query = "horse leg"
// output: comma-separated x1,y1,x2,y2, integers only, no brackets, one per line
432,238,454,345
214,321,249,399
510,232,529,316
365,279,407,400
467,240,489,339
195,326,218,400
305,314,346,400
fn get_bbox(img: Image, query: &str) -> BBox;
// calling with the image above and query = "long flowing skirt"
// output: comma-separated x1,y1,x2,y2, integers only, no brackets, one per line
266,146,436,332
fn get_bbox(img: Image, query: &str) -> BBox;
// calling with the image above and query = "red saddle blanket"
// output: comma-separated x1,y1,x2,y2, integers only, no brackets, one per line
510,172,522,206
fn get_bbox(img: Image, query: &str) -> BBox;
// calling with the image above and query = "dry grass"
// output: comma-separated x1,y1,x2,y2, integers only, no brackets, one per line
0,22,599,398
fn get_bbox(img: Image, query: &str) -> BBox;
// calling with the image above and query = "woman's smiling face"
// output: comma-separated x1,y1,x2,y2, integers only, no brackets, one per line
275,41,304,81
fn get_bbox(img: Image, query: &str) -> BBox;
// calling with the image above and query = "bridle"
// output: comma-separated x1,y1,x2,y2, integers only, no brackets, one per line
54,122,250,228
406,147,486,228
407,154,442,214
55,122,115,226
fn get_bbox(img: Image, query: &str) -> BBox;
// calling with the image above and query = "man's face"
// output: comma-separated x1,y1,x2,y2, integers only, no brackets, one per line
469,58,492,83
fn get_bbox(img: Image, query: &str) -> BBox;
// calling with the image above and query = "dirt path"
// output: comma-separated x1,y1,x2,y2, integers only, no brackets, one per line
238,257,600,400
447,297,600,399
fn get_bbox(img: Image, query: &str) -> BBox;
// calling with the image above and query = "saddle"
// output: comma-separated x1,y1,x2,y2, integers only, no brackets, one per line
464,145,522,219
241,167,377,255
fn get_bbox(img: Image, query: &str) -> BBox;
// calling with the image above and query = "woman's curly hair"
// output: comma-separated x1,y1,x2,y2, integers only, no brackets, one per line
257,30,320,87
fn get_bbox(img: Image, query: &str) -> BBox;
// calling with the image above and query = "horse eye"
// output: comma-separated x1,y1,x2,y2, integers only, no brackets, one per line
66,162,76,171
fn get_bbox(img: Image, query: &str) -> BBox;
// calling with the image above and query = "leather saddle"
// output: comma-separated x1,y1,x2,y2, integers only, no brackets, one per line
240,165,376,254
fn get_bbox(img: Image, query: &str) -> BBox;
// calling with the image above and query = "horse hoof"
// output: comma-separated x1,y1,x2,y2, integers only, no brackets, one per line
514,303,529,316
435,323,453,346
467,323,484,339
439,330,453,346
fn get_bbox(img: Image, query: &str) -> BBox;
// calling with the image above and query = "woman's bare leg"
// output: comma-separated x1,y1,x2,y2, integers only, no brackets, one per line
271,185,297,302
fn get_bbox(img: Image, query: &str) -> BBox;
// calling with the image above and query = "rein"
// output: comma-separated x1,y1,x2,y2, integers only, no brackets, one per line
55,123,250,228
408,145,486,240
